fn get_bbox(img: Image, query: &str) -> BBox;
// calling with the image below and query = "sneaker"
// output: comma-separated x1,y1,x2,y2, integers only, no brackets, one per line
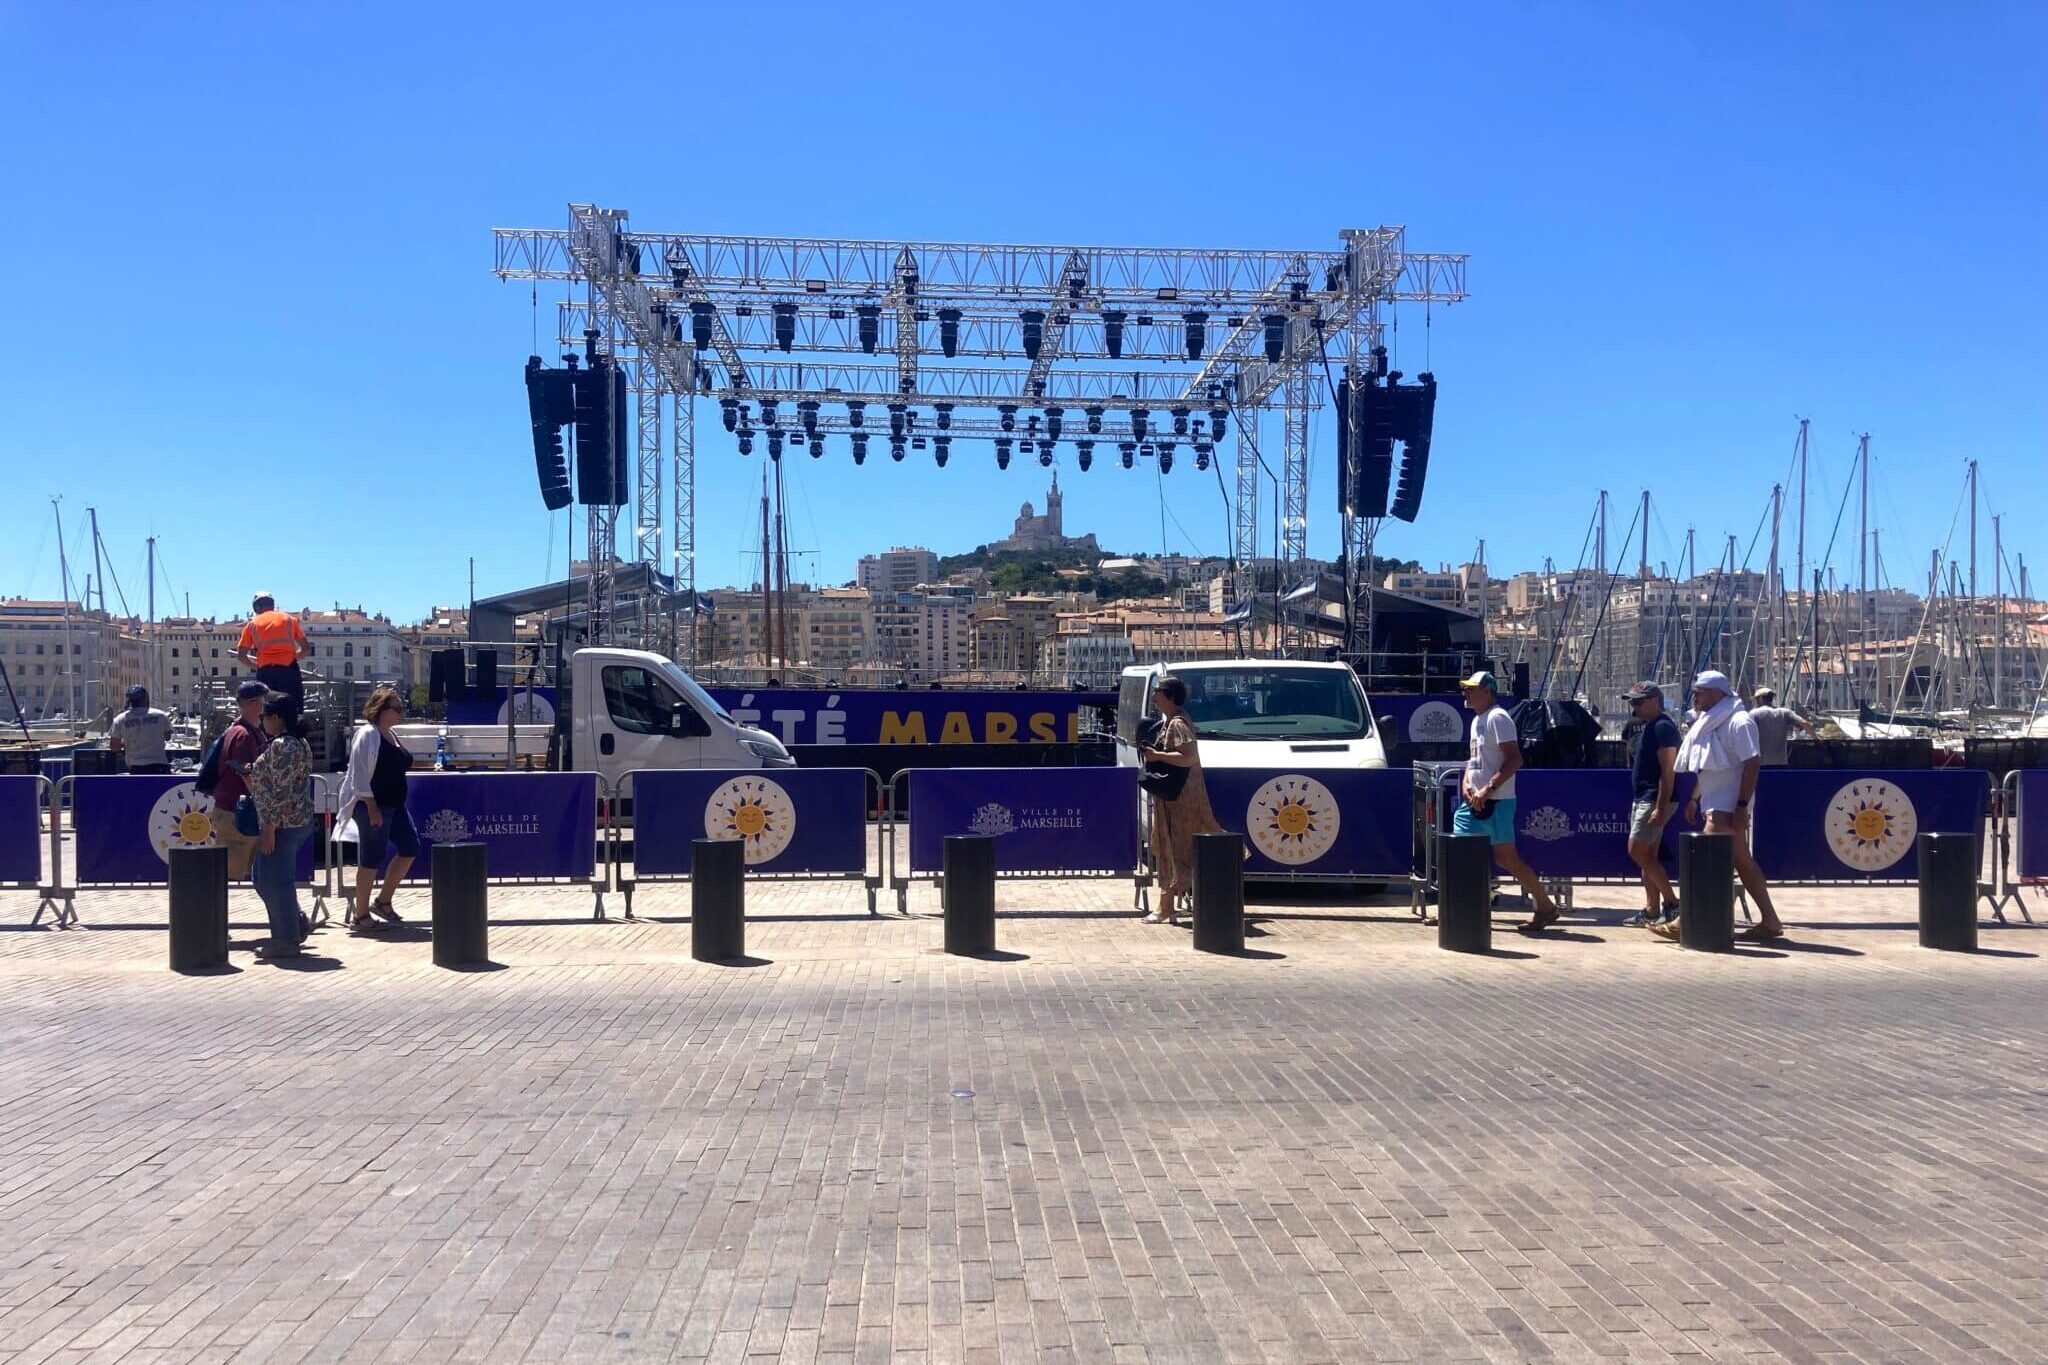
1623,910,1657,928
254,941,304,960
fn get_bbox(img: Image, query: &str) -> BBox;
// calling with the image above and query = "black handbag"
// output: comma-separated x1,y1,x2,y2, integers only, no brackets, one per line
1136,716,1190,801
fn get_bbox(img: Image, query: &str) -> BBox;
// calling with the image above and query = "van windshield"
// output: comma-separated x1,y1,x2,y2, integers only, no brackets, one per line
1178,668,1368,740
658,661,734,724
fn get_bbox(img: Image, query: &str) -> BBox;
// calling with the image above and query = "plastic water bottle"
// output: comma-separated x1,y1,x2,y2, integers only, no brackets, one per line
435,722,449,772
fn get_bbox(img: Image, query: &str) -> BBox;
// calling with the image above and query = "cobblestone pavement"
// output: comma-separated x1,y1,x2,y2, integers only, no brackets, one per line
2,847,2045,1362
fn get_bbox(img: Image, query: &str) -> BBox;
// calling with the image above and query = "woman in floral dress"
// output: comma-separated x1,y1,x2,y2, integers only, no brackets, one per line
245,694,315,960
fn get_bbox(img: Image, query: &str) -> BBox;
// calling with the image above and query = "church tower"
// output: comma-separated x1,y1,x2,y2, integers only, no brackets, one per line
1045,471,1062,538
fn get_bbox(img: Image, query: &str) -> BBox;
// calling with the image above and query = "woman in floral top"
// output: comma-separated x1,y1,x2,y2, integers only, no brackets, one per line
246,694,315,959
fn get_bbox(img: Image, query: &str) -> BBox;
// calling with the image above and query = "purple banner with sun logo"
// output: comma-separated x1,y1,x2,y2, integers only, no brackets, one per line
0,776,43,885
1198,768,1413,877
71,775,318,885
1745,769,1986,880
2018,771,2048,882
629,768,868,876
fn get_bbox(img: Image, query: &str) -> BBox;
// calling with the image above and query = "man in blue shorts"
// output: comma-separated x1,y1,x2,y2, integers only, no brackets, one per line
1454,671,1561,932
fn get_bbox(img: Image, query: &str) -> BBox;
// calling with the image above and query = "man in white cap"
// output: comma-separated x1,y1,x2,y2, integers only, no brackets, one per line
1455,670,1561,932
1666,670,1785,941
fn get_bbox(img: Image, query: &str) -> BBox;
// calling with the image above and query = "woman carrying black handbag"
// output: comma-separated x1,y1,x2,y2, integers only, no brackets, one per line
1136,675,1239,925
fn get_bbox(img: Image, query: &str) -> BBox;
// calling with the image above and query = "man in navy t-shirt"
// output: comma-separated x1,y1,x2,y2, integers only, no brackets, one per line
1621,681,1681,927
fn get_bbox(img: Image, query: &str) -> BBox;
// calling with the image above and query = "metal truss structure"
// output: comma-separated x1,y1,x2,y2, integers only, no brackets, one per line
495,206,1465,654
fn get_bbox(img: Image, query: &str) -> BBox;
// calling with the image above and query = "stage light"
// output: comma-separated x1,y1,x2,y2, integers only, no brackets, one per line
799,400,820,434
697,366,712,394
1194,442,1212,471
809,437,824,459
720,398,739,433
934,435,951,467
938,308,961,357
1171,407,1189,436
912,435,927,450
760,399,778,428
1130,408,1149,441
1021,310,1045,360
847,400,865,428
1209,406,1228,441
1119,442,1135,469
1085,406,1104,435
934,403,953,431
1045,407,1064,441
890,437,906,462
1158,444,1174,474
1076,440,1094,472
1156,287,1178,302
1038,443,1053,468
851,432,869,464
857,304,880,354
1183,312,1207,359
1263,314,1286,362
773,302,797,352
690,301,714,350
995,437,1012,470
998,405,1017,432
738,431,755,457
1102,310,1126,359
767,429,784,460
888,403,906,438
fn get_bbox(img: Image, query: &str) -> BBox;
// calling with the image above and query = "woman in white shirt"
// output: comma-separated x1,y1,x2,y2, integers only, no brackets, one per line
335,686,418,930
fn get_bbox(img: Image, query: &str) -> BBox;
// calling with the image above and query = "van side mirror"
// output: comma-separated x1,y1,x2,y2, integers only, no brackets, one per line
670,703,709,738
1376,714,1397,732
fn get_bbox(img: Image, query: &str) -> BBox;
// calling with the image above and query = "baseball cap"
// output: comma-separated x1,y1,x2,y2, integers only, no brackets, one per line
1459,670,1498,691
236,680,271,701
1622,681,1661,703
1692,670,1732,695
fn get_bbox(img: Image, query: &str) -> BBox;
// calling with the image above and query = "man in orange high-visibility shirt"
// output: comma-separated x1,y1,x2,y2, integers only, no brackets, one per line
236,593,308,704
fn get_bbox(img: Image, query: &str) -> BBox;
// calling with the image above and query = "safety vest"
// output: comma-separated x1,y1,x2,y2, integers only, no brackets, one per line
243,610,304,666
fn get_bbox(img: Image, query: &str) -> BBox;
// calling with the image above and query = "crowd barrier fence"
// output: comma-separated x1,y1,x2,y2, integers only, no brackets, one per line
888,767,1145,915
1,775,65,926
619,767,881,917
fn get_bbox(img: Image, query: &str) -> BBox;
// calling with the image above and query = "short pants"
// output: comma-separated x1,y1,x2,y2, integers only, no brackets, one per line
1452,796,1518,845
1628,798,1664,844
355,803,420,868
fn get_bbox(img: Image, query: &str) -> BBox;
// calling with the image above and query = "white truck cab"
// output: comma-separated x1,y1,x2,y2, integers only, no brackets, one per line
1114,659,1389,771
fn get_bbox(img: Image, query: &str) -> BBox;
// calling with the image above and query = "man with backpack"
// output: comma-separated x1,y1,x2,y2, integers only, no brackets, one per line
200,681,272,878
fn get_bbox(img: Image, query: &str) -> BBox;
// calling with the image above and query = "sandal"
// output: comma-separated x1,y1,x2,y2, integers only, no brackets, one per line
371,899,403,924
1738,924,1787,942
1516,907,1562,934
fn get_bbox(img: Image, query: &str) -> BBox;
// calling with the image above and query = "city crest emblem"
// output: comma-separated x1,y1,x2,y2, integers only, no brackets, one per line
1521,805,1573,843
1407,700,1464,743
421,809,471,845
704,776,797,865
968,803,1018,838
1824,778,1918,872
1246,774,1340,865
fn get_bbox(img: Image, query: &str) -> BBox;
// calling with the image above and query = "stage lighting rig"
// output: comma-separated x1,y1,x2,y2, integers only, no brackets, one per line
934,435,951,466
1021,310,1045,360
1076,440,1094,472
719,398,739,432
1183,312,1207,359
1209,406,1228,441
850,432,869,464
847,400,865,427
1119,442,1135,469
995,437,1012,469
809,436,824,458
773,302,797,351
998,405,1017,432
799,400,819,434
1171,407,1189,436
890,437,906,462
1045,407,1064,441
938,308,961,357
767,429,784,461
1158,441,1175,474
1194,442,1213,471
934,403,954,430
1102,310,1126,359
1130,409,1150,441
691,301,714,350
857,304,880,353
1085,406,1104,435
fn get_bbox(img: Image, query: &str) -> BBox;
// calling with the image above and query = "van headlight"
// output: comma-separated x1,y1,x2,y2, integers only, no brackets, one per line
741,736,796,767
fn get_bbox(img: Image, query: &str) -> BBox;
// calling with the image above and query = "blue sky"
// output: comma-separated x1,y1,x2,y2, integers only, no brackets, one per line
3,2,2043,623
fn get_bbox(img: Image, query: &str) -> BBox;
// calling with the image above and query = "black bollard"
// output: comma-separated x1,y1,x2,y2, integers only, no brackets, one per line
942,835,996,955
168,844,229,973
430,842,490,967
691,837,746,962
1678,833,1735,951
1917,832,1978,952
1437,832,1493,953
1191,832,1245,953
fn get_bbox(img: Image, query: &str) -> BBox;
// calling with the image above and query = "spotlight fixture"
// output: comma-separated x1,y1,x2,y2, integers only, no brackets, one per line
856,304,880,354
809,437,824,459
1262,314,1286,362
719,399,738,433
1130,408,1150,441
912,435,927,451
1037,443,1053,468
889,437,906,462
1075,440,1094,472
1020,310,1045,360
995,437,1012,470
934,403,953,431
846,400,865,428
1171,407,1189,436
690,300,715,350
1084,406,1104,435
767,429,785,461
934,435,951,467
798,400,820,434
1183,311,1207,359
1045,407,1064,441
998,405,1017,432
1118,442,1135,469
850,432,869,464
772,302,798,352
1158,444,1174,474
938,308,961,357
737,431,755,457
760,400,778,428
1194,442,1213,471
888,403,907,438
1209,405,1228,441
1101,310,1126,359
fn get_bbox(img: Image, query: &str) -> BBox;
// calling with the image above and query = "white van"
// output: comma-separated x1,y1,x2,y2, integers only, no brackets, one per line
1114,659,1389,771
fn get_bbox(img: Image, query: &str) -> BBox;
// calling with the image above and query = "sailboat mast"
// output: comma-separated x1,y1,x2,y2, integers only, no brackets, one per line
53,500,78,722
147,536,158,701
1856,434,1870,703
1994,513,2004,709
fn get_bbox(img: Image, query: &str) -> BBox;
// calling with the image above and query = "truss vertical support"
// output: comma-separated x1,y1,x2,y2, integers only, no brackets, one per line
1233,407,1261,629
673,390,697,667
585,505,617,648
1280,371,1311,652
637,384,663,568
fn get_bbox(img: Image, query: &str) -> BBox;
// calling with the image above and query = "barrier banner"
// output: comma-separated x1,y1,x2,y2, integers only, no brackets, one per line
908,767,1138,874
396,772,597,880
1463,770,1696,879
707,688,1113,747
0,776,41,885
2019,771,2048,882
1373,695,1513,747
631,768,868,876
72,775,317,885
1198,768,1412,877
1746,769,1985,880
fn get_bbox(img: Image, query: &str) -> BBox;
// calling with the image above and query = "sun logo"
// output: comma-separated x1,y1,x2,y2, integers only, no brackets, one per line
704,776,797,865
1246,774,1340,865
1823,778,1918,872
147,783,218,865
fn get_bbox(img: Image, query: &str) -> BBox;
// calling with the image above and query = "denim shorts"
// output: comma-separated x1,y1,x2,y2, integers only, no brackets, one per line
356,804,420,867
1452,796,1518,845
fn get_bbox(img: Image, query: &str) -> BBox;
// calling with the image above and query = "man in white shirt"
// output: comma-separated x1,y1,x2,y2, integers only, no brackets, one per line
1664,670,1784,942
1453,671,1561,932
108,686,173,775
